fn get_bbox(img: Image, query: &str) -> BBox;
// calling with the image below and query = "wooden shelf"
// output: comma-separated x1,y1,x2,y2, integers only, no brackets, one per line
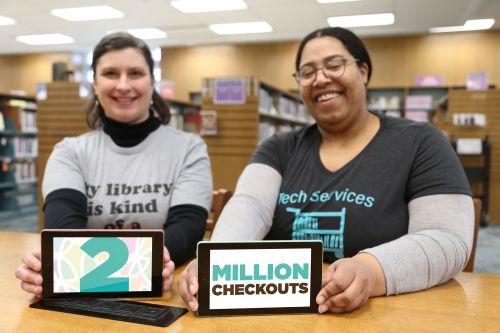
0,94,38,220
201,77,310,191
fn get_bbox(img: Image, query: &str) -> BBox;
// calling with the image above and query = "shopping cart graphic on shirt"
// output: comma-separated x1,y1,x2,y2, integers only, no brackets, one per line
287,207,346,259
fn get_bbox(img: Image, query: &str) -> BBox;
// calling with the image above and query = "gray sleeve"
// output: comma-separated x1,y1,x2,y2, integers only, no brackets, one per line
42,138,86,199
362,194,474,295
210,163,282,241
170,135,213,212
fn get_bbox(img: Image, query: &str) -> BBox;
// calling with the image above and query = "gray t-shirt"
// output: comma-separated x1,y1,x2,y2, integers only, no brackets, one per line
251,112,471,262
42,126,212,229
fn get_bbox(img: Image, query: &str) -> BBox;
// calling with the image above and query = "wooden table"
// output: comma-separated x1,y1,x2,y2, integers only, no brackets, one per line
2,230,500,333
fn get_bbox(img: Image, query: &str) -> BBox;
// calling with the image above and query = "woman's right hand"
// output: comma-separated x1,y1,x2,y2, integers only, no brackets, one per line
15,251,43,298
177,259,199,311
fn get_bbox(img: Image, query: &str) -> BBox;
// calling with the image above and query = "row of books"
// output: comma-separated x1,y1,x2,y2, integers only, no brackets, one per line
0,107,37,133
381,110,431,123
13,160,37,184
8,137,38,158
258,122,300,143
258,88,308,121
168,107,218,136
368,95,401,111
369,95,436,111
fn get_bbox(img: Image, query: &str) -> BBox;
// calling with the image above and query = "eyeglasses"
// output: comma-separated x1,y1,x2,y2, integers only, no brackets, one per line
293,57,360,86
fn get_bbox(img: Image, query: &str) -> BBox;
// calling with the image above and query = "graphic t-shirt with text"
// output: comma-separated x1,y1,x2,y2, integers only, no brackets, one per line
251,112,471,262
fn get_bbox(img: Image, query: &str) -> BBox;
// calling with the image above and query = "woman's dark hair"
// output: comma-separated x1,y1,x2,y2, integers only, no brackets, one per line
87,32,170,128
295,27,372,83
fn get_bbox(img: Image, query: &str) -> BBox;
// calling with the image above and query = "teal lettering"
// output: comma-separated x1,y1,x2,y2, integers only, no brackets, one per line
346,192,356,202
275,263,291,279
320,192,331,202
254,263,266,280
292,263,309,279
212,265,231,282
279,193,290,205
310,191,321,202
298,190,308,203
355,194,365,205
232,264,238,280
239,264,252,280
365,196,375,208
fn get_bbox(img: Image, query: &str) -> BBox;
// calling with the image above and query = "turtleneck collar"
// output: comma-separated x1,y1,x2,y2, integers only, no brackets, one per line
102,111,161,147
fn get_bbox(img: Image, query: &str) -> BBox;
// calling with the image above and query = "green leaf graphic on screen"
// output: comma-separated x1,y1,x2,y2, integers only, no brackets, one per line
80,237,129,292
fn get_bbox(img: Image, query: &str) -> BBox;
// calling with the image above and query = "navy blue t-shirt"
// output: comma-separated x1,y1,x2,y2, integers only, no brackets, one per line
251,112,471,263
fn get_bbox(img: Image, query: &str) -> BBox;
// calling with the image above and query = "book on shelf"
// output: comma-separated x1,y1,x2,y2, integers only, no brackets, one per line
368,95,401,111
0,113,4,131
258,122,277,143
183,112,202,134
200,110,218,136
1,107,37,133
276,96,297,118
405,95,433,110
405,111,429,122
258,88,272,114
12,137,38,158
168,106,183,131
14,160,37,183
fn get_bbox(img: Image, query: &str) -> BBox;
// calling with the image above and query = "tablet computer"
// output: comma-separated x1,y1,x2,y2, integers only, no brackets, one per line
41,229,164,299
197,240,323,316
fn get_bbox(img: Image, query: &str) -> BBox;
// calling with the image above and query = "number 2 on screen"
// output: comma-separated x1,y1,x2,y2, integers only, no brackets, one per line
80,237,130,292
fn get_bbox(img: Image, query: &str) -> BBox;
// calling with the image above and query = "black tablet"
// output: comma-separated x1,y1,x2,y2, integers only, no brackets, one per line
197,241,323,316
41,229,164,299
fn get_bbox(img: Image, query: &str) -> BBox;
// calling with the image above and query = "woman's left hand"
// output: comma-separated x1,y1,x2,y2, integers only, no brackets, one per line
162,246,175,292
316,253,386,314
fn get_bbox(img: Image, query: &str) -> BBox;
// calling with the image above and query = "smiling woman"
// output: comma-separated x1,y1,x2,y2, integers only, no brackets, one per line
177,27,474,315
93,47,154,125
15,32,213,299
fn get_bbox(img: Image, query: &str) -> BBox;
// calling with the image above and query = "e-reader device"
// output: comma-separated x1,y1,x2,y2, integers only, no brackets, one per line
32,229,188,327
196,240,323,316
41,229,164,299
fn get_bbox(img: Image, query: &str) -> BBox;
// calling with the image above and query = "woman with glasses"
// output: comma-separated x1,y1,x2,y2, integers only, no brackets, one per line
15,32,212,297
178,27,473,313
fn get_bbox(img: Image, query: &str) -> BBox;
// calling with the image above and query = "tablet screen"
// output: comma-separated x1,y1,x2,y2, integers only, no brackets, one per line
41,230,164,299
197,241,323,316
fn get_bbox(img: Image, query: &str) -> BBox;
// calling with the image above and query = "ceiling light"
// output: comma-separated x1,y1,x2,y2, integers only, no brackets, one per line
209,21,272,35
430,18,495,33
317,0,361,3
327,13,395,27
126,28,167,40
51,6,124,21
463,19,495,30
0,15,15,25
15,34,74,45
429,26,466,33
171,0,247,13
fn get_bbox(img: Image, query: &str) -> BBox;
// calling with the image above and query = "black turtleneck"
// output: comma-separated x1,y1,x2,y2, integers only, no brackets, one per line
43,113,208,266
102,112,161,147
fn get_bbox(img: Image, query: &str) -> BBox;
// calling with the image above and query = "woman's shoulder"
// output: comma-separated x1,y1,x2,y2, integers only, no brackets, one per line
54,129,101,149
154,125,206,145
262,123,318,149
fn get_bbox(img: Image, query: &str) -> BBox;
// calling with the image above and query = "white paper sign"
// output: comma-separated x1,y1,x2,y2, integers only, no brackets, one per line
209,248,311,310
456,138,482,155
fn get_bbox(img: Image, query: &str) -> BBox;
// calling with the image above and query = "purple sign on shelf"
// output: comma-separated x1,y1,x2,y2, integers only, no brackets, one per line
414,75,444,87
213,78,246,105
